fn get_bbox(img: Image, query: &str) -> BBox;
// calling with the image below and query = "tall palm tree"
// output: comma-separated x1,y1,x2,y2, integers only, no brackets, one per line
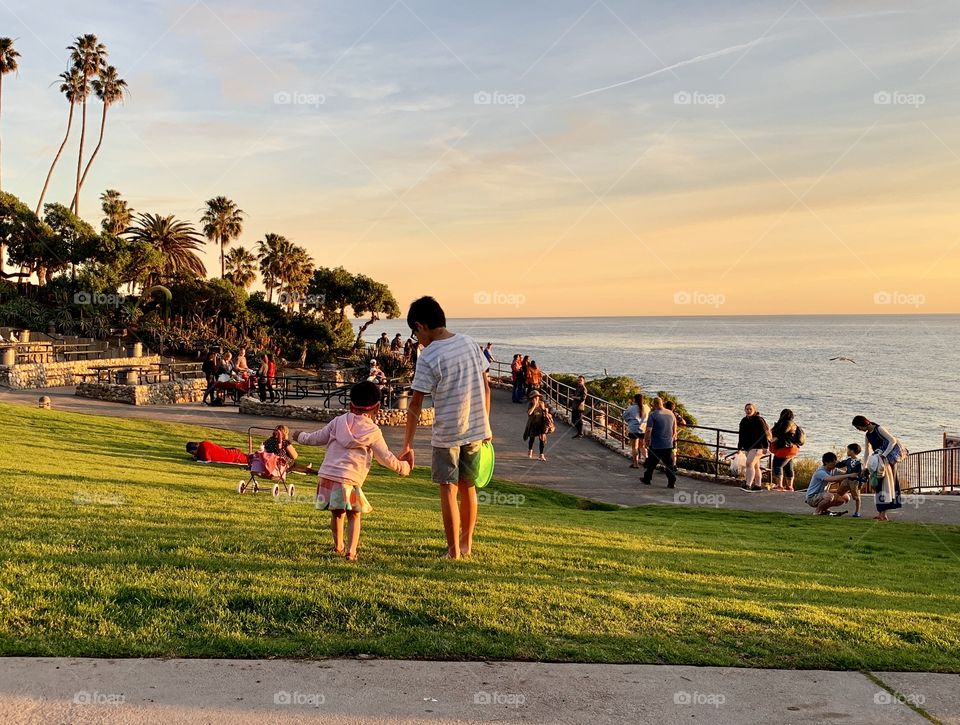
71,65,127,211
200,196,244,278
0,37,21,193
278,244,315,311
124,212,206,283
68,34,107,216
256,233,291,303
224,245,257,289
100,189,133,236
37,68,85,214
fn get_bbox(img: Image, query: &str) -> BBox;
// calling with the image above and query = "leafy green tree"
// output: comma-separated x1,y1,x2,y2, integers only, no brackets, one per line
100,189,133,236
351,274,399,347
124,212,206,283
1,191,54,283
37,68,85,214
0,37,21,192
201,196,244,278
224,245,257,288
67,34,107,216
42,202,99,280
71,66,128,210
309,266,354,317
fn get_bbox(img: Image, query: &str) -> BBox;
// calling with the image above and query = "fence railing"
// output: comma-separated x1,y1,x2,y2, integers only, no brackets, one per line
899,447,960,493
488,361,767,482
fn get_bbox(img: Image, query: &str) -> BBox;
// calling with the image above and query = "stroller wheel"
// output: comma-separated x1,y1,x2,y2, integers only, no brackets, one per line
288,484,296,497
237,480,245,494
272,483,280,498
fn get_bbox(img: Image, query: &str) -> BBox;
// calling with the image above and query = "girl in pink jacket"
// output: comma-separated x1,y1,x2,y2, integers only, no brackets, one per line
292,381,411,561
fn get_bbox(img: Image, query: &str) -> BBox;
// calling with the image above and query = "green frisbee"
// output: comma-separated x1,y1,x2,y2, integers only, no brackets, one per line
475,441,495,488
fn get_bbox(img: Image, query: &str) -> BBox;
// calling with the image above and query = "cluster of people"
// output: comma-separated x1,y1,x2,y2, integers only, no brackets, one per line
734,405,908,520
374,332,423,367
201,347,277,405
508,355,543,403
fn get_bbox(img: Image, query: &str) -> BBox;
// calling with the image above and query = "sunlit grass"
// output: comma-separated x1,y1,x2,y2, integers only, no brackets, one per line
1,402,958,671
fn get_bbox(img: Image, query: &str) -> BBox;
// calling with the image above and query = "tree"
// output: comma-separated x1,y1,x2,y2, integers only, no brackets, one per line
37,68,85,215
42,202,99,281
124,212,206,283
277,243,314,312
68,34,107,216
1,191,53,282
100,189,133,236
256,233,291,303
224,245,257,288
0,37,21,193
350,274,399,347
200,196,244,278
309,266,355,317
71,65,127,211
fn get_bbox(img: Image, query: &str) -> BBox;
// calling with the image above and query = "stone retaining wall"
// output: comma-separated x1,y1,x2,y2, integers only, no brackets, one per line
0,356,162,389
239,398,434,427
75,378,207,406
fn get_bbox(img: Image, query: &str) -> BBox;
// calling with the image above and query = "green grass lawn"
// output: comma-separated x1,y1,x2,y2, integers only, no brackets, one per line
1,401,959,671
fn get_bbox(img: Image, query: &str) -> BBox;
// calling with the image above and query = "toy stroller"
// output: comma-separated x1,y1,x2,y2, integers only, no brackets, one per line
237,426,296,498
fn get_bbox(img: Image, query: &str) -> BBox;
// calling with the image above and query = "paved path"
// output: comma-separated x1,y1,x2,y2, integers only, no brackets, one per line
3,386,959,524
1,658,956,725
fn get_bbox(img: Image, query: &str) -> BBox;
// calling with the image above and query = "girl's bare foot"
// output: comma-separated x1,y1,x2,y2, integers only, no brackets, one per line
345,552,358,561
441,551,460,560
332,547,344,555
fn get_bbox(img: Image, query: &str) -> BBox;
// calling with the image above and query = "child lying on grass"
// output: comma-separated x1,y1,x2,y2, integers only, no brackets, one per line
291,382,412,561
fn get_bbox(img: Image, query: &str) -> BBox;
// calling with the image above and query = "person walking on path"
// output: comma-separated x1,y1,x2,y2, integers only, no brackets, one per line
510,354,524,403
769,409,805,491
201,350,218,405
622,393,649,468
738,403,771,491
401,297,491,560
523,391,552,461
852,415,907,521
572,375,588,438
641,397,678,488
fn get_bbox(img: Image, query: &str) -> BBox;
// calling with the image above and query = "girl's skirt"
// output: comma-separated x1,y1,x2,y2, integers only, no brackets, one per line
316,477,372,514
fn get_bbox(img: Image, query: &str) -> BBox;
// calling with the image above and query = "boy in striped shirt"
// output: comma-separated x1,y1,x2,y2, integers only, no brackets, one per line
401,297,492,559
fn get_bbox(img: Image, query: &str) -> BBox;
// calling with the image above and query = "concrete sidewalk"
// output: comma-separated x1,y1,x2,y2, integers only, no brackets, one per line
2,658,956,725
2,386,958,524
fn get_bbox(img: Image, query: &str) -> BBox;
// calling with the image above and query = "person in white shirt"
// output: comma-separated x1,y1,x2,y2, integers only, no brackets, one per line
401,297,491,560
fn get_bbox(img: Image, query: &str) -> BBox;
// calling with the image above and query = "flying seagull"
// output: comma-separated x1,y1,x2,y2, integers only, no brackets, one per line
830,356,857,364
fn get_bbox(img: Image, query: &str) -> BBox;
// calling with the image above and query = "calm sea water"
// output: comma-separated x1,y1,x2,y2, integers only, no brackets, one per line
356,315,960,453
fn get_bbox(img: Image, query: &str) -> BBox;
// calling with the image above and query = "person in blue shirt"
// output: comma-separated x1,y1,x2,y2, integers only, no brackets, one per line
834,443,865,517
641,396,678,488
805,452,859,515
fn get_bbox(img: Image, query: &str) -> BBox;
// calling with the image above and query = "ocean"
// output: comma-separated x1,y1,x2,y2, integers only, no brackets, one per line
355,315,960,453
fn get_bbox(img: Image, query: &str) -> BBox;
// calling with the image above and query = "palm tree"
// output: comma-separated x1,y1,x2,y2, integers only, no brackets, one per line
124,212,206,282
37,68,85,214
224,246,257,288
200,196,244,278
71,65,127,211
256,233,291,303
100,189,133,236
68,34,107,216
277,244,315,311
0,37,21,193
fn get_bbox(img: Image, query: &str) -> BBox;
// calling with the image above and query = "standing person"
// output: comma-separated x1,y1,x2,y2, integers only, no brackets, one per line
376,332,390,357
401,297,491,560
526,361,542,393
572,375,588,438
852,416,907,520
520,356,530,396
622,393,649,468
769,409,805,492
737,403,771,492
663,400,683,466
257,352,275,403
201,350,218,405
523,391,551,461
403,337,414,362
291,382,411,561
510,354,524,403
483,343,496,364
641,396,678,488
391,333,403,355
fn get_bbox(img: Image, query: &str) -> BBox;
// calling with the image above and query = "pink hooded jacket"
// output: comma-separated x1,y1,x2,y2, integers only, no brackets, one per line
296,412,410,486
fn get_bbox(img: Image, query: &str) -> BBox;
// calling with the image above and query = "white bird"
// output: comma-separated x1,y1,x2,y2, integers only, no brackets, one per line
829,356,857,364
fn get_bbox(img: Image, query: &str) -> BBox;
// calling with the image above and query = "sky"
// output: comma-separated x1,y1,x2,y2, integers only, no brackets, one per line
2,0,960,317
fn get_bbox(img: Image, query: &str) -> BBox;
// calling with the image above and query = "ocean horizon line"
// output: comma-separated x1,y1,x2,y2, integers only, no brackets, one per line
353,312,960,323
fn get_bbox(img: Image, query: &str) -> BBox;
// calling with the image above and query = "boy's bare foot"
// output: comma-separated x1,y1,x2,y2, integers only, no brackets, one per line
345,552,358,561
873,514,889,521
441,551,460,560
332,547,344,555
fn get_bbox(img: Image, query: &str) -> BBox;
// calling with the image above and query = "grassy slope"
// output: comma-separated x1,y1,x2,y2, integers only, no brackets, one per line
1,402,958,671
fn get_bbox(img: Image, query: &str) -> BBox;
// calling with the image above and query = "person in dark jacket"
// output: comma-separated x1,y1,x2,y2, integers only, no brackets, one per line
738,403,771,491
572,375,588,438
770,408,804,491
201,350,218,405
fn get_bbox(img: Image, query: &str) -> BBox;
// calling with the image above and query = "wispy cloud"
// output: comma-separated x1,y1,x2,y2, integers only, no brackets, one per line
571,34,782,99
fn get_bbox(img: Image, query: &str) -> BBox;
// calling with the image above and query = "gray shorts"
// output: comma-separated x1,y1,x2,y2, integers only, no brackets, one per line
806,493,830,508
432,441,483,485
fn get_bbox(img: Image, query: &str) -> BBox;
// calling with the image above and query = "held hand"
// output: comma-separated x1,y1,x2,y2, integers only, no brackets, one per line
399,448,415,467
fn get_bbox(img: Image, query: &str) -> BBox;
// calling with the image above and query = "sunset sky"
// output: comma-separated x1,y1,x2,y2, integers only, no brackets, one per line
3,0,959,317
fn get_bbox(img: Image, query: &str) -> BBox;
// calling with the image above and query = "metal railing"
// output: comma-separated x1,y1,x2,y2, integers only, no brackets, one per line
899,447,960,493
490,360,770,482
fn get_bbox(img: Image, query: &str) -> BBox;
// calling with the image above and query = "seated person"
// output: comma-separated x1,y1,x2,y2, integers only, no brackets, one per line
234,347,251,375
366,359,387,386
186,441,249,465
262,424,313,473
833,443,865,518
805,451,859,516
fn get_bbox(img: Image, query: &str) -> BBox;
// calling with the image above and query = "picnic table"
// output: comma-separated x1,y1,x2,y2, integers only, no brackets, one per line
152,361,205,381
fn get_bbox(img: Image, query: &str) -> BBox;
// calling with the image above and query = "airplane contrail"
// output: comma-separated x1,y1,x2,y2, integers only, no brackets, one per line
571,35,776,99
